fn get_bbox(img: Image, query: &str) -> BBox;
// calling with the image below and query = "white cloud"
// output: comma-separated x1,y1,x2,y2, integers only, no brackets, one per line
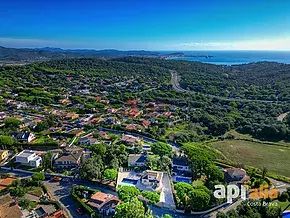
0,37,61,48
172,38,290,50
1,37,290,51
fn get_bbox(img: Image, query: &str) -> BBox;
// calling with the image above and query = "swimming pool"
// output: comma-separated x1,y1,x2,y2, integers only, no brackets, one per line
283,211,290,218
176,176,192,184
35,207,46,217
122,178,138,185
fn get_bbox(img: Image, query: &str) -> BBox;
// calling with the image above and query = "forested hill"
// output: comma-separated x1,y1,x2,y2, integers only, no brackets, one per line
114,57,290,101
0,46,161,64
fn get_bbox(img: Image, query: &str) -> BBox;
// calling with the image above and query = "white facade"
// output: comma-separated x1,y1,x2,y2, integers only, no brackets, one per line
27,133,35,143
16,150,42,167
172,164,190,172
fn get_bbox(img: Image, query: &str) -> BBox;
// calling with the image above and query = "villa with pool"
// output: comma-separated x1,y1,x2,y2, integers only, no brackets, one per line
117,169,163,192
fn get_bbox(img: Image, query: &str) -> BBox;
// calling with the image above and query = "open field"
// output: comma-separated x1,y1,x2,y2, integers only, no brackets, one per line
211,139,290,177
272,200,290,211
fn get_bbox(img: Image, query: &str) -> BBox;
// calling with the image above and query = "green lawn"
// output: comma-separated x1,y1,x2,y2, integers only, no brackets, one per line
18,165,43,172
211,139,290,177
272,200,290,211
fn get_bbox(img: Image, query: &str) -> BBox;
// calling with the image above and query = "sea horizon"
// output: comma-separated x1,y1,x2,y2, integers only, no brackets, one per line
164,50,290,65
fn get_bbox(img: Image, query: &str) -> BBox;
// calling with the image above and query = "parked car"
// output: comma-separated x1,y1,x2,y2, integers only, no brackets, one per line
53,176,62,182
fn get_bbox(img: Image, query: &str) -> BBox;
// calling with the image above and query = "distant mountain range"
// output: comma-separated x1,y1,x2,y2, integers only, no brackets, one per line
0,46,163,64
0,46,215,65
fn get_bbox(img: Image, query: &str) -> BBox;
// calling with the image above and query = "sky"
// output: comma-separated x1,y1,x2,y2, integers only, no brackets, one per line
1,0,290,50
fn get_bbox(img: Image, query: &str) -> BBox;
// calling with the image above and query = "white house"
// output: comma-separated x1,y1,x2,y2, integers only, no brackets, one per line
11,132,35,143
141,170,163,189
16,150,42,168
78,136,99,146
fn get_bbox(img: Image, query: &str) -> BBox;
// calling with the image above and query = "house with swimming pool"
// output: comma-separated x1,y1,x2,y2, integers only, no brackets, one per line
171,157,192,184
117,169,163,191
172,157,191,173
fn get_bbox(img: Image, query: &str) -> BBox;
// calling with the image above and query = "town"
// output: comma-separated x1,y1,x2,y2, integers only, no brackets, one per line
0,57,289,218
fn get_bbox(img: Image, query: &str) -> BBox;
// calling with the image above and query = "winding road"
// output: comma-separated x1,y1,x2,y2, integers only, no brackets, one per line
170,71,284,103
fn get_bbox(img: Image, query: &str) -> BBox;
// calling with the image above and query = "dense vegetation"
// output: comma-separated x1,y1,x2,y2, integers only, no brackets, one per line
117,57,290,101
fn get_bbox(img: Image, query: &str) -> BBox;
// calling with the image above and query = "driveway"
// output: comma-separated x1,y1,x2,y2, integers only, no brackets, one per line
160,172,176,209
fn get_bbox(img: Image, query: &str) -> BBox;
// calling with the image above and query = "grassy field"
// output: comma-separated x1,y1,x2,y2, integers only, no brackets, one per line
272,200,290,211
211,139,290,177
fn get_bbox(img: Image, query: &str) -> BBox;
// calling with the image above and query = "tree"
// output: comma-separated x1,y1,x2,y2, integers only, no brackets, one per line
18,198,30,209
265,206,282,218
204,164,224,182
261,167,268,179
162,215,172,218
174,182,193,209
159,155,172,171
117,186,140,202
35,121,49,132
151,142,172,157
104,143,128,168
145,155,160,170
4,118,22,129
89,143,106,156
31,172,45,181
115,198,145,218
42,151,53,170
104,168,118,181
216,212,228,218
188,189,210,211
174,182,210,212
80,155,104,181
141,191,160,204
190,157,211,177
8,180,27,197
0,135,14,149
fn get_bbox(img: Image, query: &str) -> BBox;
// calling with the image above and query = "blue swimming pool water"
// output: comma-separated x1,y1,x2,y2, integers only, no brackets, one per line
122,178,138,185
36,208,46,216
283,211,290,218
176,177,192,184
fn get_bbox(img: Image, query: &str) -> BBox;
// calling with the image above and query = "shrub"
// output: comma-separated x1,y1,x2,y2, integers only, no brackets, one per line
141,191,160,204
279,191,289,202
117,186,140,202
32,172,45,181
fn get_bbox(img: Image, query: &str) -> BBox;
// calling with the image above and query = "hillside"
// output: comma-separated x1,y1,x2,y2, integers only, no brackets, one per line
0,46,161,64
114,57,290,101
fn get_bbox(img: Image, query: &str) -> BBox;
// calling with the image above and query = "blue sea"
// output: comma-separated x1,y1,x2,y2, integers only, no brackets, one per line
166,51,290,65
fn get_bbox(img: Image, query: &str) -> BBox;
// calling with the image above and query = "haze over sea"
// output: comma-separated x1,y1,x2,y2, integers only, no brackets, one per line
167,51,290,65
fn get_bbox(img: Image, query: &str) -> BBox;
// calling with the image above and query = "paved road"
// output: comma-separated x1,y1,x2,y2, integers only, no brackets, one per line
160,173,175,208
171,71,284,103
270,178,290,193
44,180,85,218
